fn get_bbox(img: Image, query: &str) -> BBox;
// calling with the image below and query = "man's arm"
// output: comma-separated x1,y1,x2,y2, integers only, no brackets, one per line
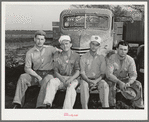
53,52,66,83
66,70,80,84
106,61,121,83
52,46,62,54
106,59,125,90
127,59,137,85
24,52,42,82
80,56,95,85
65,54,80,85
94,56,106,83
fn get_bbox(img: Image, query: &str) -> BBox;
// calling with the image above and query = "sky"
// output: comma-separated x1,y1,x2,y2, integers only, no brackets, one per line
4,2,143,30
5,3,71,30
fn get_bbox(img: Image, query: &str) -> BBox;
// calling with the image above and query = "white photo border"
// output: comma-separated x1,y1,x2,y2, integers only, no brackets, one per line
1,1,148,120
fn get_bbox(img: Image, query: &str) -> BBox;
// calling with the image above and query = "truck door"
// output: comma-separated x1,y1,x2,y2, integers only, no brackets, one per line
113,22,123,47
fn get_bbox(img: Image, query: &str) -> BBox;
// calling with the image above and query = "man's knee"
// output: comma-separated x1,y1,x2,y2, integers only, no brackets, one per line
133,80,142,89
106,79,115,87
19,73,31,84
43,74,54,83
49,78,58,86
67,80,78,90
20,73,30,79
81,80,88,88
98,80,109,89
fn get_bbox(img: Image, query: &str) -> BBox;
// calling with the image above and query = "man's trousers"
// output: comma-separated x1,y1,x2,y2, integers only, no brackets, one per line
43,77,79,109
80,79,109,109
13,70,54,108
106,79,144,108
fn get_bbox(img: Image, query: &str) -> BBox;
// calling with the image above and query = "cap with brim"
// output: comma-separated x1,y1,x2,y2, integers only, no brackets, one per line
121,87,141,101
35,30,46,37
91,35,101,44
59,35,71,44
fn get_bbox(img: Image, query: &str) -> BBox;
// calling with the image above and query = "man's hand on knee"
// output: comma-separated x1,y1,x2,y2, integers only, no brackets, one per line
64,78,72,87
26,81,31,87
117,80,126,91
36,75,42,85
124,82,131,90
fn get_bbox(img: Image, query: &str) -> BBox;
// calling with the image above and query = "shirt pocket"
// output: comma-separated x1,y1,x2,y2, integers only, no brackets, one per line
119,68,128,78
113,62,119,71
32,57,41,64
69,60,74,68
86,59,92,69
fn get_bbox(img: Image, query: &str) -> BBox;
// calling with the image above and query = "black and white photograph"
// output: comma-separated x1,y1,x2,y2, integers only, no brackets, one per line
1,1,148,120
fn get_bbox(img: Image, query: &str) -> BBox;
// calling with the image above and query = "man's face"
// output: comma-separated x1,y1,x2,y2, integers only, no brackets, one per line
34,35,45,47
60,40,72,52
117,44,128,59
90,41,100,53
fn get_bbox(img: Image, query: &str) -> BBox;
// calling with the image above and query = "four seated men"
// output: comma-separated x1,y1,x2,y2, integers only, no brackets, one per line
12,32,144,109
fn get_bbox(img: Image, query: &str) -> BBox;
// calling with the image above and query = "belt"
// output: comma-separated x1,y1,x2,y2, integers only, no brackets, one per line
35,69,54,78
88,77,96,80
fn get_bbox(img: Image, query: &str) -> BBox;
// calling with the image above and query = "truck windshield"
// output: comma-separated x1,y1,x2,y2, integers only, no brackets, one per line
63,14,109,29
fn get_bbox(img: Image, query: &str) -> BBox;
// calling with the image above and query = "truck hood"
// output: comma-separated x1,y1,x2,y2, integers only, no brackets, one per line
69,30,111,49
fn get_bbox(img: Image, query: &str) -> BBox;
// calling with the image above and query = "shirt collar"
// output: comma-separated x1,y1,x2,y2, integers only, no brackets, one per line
116,53,127,61
33,45,47,52
89,51,98,58
61,50,73,57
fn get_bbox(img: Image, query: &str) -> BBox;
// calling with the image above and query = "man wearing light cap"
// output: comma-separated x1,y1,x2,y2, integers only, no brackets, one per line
13,30,58,108
80,35,109,109
43,35,80,109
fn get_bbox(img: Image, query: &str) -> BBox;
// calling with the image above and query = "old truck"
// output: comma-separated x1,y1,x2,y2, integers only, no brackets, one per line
52,8,144,80
53,8,116,56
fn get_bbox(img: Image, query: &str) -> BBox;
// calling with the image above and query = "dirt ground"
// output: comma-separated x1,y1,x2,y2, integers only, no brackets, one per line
5,30,144,109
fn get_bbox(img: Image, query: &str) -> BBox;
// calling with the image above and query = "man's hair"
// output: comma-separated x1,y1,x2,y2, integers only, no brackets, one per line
34,30,46,38
117,40,129,48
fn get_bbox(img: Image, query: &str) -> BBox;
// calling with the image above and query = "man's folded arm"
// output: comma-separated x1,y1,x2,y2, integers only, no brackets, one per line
106,62,122,84
80,57,92,83
24,52,40,79
128,59,137,84
95,56,106,82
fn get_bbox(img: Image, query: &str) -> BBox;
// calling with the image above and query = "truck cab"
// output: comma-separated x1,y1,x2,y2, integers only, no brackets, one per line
58,8,114,56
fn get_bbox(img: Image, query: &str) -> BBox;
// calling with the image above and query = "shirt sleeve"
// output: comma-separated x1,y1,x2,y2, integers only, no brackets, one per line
106,57,120,82
74,54,80,71
25,51,32,69
100,56,106,75
52,46,62,54
53,52,59,73
52,46,57,54
128,59,137,81
80,56,86,74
